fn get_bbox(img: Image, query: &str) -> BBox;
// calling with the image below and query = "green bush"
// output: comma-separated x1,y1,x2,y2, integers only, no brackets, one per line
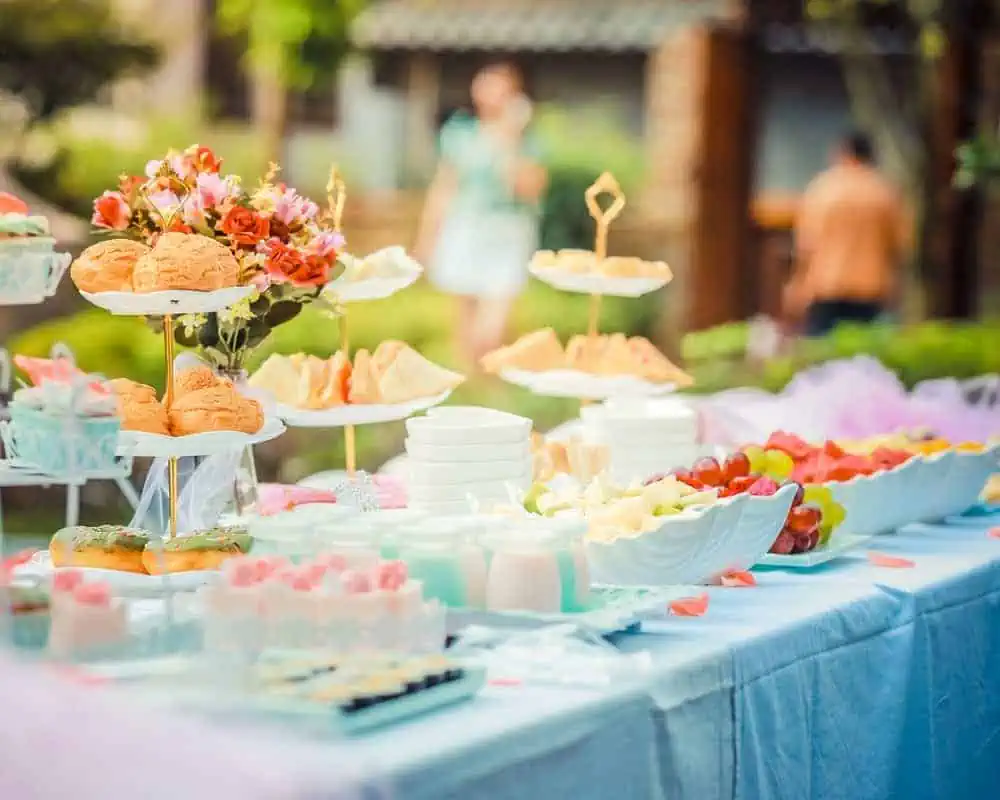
681,319,1000,394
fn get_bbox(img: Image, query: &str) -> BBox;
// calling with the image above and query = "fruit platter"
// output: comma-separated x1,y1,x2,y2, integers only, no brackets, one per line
522,465,801,586
737,432,999,537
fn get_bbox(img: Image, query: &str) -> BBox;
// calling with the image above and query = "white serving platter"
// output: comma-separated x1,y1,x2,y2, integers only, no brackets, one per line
276,391,451,428
118,417,285,458
528,265,670,298
81,285,254,316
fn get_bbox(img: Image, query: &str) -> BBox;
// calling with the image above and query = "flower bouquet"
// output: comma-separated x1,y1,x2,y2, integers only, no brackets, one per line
90,144,343,372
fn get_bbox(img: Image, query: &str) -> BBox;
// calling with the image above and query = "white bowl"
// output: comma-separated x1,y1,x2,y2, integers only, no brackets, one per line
406,408,531,446
586,484,796,586
406,438,531,463
407,458,533,485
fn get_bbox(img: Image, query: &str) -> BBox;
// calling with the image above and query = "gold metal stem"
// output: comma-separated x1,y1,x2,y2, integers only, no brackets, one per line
587,293,602,338
339,313,356,476
163,314,178,538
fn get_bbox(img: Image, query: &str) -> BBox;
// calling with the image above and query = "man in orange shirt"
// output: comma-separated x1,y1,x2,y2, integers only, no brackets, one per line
785,132,909,336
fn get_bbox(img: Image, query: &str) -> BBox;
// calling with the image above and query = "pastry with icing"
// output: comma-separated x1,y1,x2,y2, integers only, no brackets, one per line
0,193,54,253
132,232,241,292
70,239,150,293
142,528,253,574
47,573,128,658
50,525,151,573
167,385,264,435
108,379,170,434
172,365,223,398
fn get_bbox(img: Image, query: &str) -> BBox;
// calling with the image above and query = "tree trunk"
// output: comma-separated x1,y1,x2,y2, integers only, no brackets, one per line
252,67,289,169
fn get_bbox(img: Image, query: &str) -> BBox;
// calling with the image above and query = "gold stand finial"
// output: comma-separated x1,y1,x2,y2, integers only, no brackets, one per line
584,172,627,337
326,166,347,234
327,165,355,475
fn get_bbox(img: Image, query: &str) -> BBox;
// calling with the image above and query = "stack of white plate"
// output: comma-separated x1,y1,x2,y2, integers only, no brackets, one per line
581,397,705,484
405,407,533,515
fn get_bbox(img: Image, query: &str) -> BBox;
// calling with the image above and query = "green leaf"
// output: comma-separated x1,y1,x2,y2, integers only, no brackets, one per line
265,300,303,327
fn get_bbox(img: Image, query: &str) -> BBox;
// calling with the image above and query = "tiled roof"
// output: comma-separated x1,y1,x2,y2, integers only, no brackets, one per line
352,0,732,52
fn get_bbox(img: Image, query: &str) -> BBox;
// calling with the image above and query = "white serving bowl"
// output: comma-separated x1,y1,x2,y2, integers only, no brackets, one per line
586,484,796,586
829,445,998,535
407,457,533,485
406,438,532,463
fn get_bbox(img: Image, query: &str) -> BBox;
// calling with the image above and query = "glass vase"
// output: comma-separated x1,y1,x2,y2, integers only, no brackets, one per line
218,367,260,520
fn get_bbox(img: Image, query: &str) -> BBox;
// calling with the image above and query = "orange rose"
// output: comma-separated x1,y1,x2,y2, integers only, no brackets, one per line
91,191,131,231
117,175,145,202
167,217,193,234
265,241,329,286
191,146,222,174
220,205,269,247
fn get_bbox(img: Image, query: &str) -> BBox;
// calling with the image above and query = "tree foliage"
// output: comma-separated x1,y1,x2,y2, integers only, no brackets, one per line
0,0,157,127
804,0,1000,187
215,0,366,90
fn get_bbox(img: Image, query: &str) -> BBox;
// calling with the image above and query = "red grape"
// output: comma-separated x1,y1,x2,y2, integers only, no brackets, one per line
802,528,821,552
691,457,724,487
748,476,779,496
722,452,751,482
728,475,759,494
784,481,805,507
770,530,796,554
786,504,822,534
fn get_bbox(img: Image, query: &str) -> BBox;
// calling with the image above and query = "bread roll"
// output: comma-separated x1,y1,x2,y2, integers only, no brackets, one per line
71,239,150,293
167,386,262,435
172,365,220,399
132,233,240,292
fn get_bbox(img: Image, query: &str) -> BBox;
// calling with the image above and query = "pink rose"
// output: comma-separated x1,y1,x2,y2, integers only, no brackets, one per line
91,191,130,230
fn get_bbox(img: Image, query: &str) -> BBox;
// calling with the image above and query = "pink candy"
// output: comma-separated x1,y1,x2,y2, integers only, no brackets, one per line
288,573,313,592
73,582,111,608
53,570,85,593
302,563,329,586
226,560,258,588
340,570,371,594
321,554,349,574
374,561,408,592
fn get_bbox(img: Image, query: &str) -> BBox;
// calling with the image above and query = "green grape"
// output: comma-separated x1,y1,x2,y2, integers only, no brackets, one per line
803,485,834,507
653,504,681,517
764,449,795,480
744,445,767,474
818,500,847,546
523,483,546,515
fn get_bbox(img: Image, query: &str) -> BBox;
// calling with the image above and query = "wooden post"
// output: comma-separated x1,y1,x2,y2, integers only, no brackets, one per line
404,53,441,183
688,24,755,329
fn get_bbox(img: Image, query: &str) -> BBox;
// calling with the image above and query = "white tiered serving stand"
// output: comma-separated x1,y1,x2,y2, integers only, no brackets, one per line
498,172,677,403
78,286,285,538
271,173,453,477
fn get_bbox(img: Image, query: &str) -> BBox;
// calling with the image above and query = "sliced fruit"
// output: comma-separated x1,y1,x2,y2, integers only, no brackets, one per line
763,449,795,481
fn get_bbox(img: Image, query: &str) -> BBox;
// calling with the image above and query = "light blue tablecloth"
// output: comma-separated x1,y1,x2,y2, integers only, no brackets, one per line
343,514,1000,799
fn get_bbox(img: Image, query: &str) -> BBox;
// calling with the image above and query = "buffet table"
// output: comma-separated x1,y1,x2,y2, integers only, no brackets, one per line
338,513,1000,800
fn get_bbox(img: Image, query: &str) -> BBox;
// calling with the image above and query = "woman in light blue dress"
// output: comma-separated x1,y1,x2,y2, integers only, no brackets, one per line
415,62,548,368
